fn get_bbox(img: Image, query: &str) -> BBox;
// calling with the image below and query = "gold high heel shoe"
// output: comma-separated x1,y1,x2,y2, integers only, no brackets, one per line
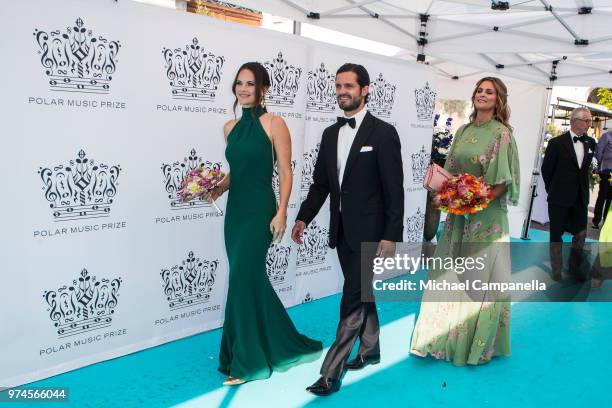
223,377,246,386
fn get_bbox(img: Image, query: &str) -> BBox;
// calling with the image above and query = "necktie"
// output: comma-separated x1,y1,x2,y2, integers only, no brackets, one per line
573,135,586,143
337,116,356,129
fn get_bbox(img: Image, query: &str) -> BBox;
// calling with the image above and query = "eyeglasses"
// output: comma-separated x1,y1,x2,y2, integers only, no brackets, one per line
575,118,592,124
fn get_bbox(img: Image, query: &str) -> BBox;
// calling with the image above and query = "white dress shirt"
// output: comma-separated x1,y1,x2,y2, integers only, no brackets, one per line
337,107,368,186
570,130,585,168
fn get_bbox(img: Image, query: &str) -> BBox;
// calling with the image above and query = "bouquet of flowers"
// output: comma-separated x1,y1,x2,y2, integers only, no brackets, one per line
431,114,454,166
179,164,226,214
434,173,493,216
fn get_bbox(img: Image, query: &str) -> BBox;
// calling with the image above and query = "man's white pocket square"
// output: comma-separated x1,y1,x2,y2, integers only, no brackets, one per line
360,146,373,152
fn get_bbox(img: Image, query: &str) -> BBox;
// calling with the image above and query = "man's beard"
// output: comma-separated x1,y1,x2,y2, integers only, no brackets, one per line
337,95,363,112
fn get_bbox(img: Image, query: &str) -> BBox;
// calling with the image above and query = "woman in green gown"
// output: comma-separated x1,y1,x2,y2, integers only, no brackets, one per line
208,62,322,385
410,77,520,365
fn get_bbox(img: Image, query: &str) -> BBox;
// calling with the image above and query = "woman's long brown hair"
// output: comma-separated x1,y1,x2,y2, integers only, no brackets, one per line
468,77,513,132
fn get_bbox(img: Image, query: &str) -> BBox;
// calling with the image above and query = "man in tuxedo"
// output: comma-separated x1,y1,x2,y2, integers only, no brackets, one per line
541,107,596,281
291,63,404,396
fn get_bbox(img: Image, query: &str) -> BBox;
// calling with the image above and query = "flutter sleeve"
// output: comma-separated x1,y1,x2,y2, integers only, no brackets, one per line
483,125,520,206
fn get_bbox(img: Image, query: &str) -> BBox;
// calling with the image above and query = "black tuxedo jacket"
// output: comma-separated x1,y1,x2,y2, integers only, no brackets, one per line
297,111,404,251
541,131,596,208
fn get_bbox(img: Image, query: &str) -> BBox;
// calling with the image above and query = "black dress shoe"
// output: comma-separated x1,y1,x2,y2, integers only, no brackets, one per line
345,354,380,370
592,223,600,230
306,377,340,396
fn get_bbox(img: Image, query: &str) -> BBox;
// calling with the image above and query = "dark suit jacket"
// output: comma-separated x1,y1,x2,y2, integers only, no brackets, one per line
296,111,404,251
541,131,596,208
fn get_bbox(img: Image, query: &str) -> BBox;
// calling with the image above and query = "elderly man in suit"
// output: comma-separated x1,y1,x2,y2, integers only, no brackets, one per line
541,107,596,280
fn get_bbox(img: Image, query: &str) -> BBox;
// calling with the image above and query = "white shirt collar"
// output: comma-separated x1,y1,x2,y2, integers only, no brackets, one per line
570,129,579,139
343,106,368,131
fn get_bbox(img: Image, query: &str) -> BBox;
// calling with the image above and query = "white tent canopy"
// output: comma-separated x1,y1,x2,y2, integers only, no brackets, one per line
233,0,612,86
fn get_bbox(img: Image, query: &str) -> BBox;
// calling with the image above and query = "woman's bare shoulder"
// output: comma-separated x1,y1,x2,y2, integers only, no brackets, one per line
223,119,238,139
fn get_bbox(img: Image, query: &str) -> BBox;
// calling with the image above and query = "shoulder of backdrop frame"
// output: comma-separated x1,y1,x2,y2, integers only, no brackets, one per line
230,0,612,88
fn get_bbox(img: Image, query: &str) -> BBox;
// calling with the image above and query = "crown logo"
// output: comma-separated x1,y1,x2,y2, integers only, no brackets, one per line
266,244,291,286
33,18,120,94
406,207,425,243
43,268,121,338
301,143,320,195
161,148,220,210
306,63,336,112
297,220,329,268
162,37,225,101
272,159,296,202
263,52,302,107
414,82,436,122
161,251,218,311
38,150,121,221
368,73,396,118
411,145,430,184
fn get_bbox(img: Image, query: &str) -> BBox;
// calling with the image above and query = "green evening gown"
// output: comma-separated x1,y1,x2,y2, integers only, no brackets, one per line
218,106,322,381
410,119,520,366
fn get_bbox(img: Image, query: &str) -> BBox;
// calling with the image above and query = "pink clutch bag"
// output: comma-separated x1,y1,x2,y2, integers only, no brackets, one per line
423,163,453,192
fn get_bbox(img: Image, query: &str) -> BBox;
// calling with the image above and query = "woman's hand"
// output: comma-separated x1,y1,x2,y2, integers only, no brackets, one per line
203,174,230,203
203,185,226,203
270,209,287,243
491,182,507,200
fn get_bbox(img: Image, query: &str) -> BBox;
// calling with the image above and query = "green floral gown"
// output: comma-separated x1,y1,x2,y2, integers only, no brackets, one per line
410,119,520,366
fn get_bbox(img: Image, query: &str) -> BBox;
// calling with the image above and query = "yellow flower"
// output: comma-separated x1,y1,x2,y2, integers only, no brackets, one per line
187,182,201,194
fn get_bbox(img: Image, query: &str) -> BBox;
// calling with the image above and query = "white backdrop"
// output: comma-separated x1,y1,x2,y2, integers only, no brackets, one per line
0,0,435,387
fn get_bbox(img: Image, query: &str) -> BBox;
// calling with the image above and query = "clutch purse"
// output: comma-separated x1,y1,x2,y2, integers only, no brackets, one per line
423,162,453,192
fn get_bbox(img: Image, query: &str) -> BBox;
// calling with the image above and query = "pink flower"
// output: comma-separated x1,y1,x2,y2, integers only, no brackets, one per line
501,132,510,146
178,165,226,203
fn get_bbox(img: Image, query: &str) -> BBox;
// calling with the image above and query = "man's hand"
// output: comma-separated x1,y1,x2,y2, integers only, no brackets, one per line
291,220,306,244
376,240,396,258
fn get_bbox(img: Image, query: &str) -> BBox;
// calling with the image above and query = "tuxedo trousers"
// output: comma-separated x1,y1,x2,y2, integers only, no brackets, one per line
548,201,588,275
320,217,380,379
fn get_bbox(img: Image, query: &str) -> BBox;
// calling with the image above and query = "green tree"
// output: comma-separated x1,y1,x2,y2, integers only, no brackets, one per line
597,88,612,109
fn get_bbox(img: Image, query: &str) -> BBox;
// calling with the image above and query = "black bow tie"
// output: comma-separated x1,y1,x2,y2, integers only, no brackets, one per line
337,116,356,129
573,135,587,143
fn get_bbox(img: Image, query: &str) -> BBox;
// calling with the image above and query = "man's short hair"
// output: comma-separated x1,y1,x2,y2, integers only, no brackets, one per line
570,107,591,121
336,63,370,103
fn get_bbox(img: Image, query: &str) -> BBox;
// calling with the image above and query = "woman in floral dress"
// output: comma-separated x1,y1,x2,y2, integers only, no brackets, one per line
410,77,520,365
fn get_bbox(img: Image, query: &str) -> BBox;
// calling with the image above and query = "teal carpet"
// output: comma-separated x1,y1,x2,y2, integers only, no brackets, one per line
12,228,612,407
